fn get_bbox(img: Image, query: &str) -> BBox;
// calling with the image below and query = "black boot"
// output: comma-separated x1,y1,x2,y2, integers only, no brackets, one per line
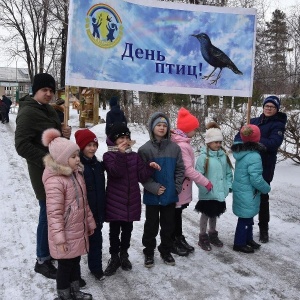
70,281,92,300
55,288,72,300
171,240,189,256
208,231,223,247
233,245,254,253
104,254,121,276
120,250,132,271
34,259,57,279
247,240,261,249
198,233,212,251
175,235,195,253
259,230,269,243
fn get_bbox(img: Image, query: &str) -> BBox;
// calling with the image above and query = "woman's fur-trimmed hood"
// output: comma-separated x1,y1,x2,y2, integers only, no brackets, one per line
43,154,84,177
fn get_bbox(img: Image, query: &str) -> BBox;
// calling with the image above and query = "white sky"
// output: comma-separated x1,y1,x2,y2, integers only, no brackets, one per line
0,107,300,299
0,0,298,68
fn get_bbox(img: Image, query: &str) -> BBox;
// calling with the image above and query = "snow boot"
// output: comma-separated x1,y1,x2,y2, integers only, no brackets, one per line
208,231,223,247
247,240,261,250
34,259,57,279
259,229,269,243
104,254,121,276
198,233,212,251
70,281,92,300
120,250,132,271
160,253,175,266
233,245,254,253
171,240,189,256
175,235,195,253
54,288,72,300
144,254,154,268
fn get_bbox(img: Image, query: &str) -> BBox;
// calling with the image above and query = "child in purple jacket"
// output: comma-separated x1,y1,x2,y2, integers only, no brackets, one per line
103,122,160,276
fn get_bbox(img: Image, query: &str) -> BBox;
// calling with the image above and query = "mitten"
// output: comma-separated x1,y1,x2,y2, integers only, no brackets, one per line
205,181,213,192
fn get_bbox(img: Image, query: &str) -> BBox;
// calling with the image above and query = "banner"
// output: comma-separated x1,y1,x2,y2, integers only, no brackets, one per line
66,0,257,97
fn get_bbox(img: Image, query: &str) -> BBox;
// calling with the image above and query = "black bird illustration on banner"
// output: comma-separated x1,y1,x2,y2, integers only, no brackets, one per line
192,33,243,84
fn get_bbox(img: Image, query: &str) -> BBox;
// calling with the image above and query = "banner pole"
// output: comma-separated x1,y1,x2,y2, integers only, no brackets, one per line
246,97,252,124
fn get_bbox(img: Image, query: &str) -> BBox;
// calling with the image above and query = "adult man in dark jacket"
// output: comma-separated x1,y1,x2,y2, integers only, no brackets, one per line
234,96,287,243
1,95,12,123
105,96,127,136
15,73,71,279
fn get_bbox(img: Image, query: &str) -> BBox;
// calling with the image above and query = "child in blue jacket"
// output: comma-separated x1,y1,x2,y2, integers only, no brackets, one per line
231,125,271,253
75,129,106,280
138,112,185,268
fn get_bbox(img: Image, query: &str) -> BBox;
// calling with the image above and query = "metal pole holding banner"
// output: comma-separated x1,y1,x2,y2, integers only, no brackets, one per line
64,85,70,127
246,97,252,124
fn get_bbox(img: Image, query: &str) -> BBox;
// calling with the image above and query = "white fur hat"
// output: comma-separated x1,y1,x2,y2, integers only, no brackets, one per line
205,121,223,144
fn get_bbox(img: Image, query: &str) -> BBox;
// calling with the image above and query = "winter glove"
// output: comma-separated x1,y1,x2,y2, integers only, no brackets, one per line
229,188,232,193
205,181,213,192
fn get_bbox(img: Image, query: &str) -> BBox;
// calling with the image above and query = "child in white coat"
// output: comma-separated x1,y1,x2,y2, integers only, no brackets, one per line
42,128,96,300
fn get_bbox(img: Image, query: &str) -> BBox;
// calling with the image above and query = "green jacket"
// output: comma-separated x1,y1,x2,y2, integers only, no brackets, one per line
15,94,61,200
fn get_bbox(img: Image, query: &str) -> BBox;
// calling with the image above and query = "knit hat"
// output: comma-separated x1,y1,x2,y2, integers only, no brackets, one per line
109,122,131,143
75,129,98,151
176,107,199,133
240,124,261,143
32,73,56,96
109,96,119,107
205,121,223,144
152,116,169,131
55,98,65,106
263,96,280,111
42,128,79,165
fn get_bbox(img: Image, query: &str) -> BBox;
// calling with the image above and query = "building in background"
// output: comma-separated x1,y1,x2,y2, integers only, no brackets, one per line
0,67,31,103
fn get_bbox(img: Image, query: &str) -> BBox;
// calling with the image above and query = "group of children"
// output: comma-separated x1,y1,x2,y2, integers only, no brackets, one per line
41,108,270,300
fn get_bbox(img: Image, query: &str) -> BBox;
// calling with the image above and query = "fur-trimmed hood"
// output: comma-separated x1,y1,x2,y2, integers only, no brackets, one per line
43,154,84,177
231,141,266,153
231,142,266,162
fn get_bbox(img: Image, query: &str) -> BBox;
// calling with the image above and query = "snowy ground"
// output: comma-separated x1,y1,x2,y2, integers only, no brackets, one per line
0,106,300,300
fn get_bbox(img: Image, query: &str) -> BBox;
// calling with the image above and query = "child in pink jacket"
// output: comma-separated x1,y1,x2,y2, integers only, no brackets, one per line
171,108,212,256
42,128,96,300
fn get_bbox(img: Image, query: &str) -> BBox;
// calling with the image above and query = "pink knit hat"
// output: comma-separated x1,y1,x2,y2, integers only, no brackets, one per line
240,124,261,143
42,128,79,165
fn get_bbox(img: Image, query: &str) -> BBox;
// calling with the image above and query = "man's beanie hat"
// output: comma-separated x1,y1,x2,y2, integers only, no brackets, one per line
240,124,261,143
109,122,131,143
32,73,56,96
205,121,223,144
75,129,98,151
176,107,199,133
42,128,79,165
263,96,280,111
109,96,119,107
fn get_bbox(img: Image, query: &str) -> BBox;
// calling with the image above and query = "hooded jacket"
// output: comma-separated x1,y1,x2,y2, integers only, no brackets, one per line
15,94,61,200
171,130,210,207
235,111,287,183
195,146,233,202
42,155,96,259
103,138,154,222
231,142,271,218
138,112,185,206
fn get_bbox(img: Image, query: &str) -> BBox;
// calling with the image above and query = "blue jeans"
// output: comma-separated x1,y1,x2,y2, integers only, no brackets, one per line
36,200,50,261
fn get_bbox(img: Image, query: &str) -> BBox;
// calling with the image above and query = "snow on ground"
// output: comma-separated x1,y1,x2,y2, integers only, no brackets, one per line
0,107,300,300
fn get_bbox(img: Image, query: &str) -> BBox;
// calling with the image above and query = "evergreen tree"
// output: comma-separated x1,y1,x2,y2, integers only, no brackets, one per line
264,9,289,93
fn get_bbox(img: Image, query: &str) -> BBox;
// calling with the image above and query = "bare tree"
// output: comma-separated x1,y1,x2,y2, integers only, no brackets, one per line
0,0,54,82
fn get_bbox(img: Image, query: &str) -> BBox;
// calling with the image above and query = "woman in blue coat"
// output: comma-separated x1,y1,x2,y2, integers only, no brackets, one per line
234,96,287,243
231,125,270,253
